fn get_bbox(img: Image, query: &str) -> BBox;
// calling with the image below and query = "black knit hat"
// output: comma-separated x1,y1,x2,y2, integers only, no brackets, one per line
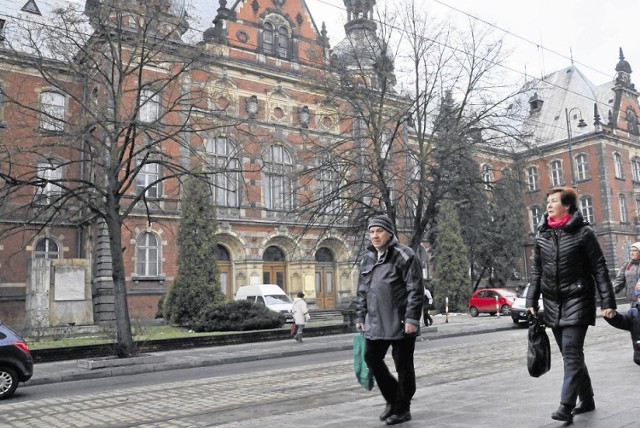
367,214,394,234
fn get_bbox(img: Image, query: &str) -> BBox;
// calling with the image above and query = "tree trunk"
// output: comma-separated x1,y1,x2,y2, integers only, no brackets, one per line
107,217,138,358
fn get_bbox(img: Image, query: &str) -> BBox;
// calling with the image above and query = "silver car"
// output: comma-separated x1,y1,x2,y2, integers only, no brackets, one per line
511,285,544,324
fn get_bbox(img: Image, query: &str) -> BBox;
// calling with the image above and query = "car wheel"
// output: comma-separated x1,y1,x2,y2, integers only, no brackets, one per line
511,316,519,324
0,366,18,400
469,306,479,317
500,304,511,316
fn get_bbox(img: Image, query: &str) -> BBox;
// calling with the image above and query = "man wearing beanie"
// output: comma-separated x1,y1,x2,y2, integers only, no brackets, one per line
355,214,423,425
613,242,640,304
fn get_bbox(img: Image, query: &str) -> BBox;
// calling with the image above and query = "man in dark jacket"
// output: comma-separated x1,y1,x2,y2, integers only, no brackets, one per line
355,214,423,426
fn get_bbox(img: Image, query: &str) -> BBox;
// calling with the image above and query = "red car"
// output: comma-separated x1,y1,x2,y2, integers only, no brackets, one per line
468,288,518,317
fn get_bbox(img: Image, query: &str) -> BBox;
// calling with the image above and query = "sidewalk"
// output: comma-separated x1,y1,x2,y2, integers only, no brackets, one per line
26,312,517,386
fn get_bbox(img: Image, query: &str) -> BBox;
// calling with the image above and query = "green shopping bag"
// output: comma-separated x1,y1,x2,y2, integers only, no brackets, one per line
353,331,375,390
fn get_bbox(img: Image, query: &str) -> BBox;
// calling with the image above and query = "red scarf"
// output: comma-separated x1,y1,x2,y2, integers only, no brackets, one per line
547,214,571,228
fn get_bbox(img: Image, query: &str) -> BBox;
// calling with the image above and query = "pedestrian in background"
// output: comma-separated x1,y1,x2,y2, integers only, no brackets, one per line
292,291,310,342
423,285,433,327
355,214,423,426
527,186,617,424
612,241,640,304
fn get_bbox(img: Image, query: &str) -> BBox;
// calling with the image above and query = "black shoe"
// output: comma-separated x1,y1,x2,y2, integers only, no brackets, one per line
551,405,574,423
573,398,595,414
385,411,411,425
379,404,393,421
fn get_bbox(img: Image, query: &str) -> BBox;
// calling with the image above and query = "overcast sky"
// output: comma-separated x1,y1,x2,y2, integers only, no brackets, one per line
307,0,638,87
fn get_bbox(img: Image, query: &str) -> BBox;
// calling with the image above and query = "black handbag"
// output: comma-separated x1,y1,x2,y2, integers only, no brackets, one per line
527,315,551,377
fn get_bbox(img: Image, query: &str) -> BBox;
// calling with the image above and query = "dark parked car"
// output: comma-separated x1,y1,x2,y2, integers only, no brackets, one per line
511,285,544,324
468,288,517,317
0,322,33,399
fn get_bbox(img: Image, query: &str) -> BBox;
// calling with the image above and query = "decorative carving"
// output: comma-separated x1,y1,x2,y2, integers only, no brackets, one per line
252,0,259,12
296,13,303,25
298,106,310,128
246,95,259,118
272,0,286,7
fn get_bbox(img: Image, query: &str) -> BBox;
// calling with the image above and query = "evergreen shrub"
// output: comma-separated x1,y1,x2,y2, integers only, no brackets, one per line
192,300,284,332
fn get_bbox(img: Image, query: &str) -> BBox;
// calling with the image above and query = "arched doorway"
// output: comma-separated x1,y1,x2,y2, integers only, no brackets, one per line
263,246,286,291
214,244,233,299
315,247,336,309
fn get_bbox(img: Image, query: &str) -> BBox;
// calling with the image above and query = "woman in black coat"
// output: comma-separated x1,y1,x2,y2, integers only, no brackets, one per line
527,186,617,423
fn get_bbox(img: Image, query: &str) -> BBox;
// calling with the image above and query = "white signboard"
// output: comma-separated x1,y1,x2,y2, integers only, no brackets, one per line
54,266,86,301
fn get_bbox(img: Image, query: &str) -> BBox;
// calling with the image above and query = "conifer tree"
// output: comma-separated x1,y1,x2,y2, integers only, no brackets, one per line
432,200,470,312
164,174,224,325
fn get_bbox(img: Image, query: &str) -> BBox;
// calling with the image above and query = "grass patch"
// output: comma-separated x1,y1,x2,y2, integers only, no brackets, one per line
27,320,340,350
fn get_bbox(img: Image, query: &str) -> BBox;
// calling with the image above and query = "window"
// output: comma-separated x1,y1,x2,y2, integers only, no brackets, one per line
626,107,639,135
206,137,240,207
576,154,589,181
526,166,539,191
620,194,628,223
550,160,563,186
263,22,274,54
614,152,624,179
40,91,65,131
381,130,393,160
136,161,161,199
277,26,289,58
580,196,594,224
636,198,640,222
34,237,59,259
139,89,160,123
36,161,62,203
0,83,5,126
0,19,5,41
633,158,640,182
317,159,339,213
529,206,542,233
262,20,290,59
264,145,293,210
136,232,160,277
482,164,493,189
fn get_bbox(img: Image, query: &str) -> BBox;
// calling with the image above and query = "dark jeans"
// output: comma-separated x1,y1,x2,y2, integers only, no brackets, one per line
364,336,416,414
423,307,433,326
551,325,593,407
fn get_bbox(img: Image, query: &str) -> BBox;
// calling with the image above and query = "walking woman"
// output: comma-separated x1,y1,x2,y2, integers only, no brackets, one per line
292,291,310,342
527,186,617,423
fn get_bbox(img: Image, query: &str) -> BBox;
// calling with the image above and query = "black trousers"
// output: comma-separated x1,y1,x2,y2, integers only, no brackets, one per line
364,336,416,413
551,325,593,407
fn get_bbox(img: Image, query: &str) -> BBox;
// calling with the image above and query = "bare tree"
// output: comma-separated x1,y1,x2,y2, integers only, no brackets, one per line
294,0,528,262
0,1,237,357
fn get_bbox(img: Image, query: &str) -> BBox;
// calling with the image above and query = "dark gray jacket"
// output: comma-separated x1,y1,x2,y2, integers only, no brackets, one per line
612,260,640,304
355,236,423,340
527,211,616,328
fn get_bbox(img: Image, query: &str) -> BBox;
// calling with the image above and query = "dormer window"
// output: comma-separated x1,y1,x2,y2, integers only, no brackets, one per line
528,92,544,113
261,16,291,59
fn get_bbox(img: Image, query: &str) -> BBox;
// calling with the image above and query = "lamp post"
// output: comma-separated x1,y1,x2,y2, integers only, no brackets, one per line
564,107,587,188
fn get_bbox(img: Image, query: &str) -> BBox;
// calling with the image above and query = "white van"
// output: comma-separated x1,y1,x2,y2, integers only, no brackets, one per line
234,284,294,322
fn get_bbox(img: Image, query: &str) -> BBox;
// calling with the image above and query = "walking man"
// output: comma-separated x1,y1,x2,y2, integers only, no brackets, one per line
355,214,424,425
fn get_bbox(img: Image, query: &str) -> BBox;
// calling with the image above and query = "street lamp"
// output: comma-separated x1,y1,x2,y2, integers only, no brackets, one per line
565,107,587,188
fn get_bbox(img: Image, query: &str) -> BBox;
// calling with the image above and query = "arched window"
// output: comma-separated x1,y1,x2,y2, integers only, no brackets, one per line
526,166,539,191
136,232,160,277
315,247,335,263
614,152,624,178
34,237,59,259
575,153,589,181
206,136,240,207
550,160,563,186
580,196,594,224
317,157,339,213
262,19,290,59
263,246,285,261
277,26,289,58
264,145,293,210
620,194,628,223
262,22,274,54
40,91,65,131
